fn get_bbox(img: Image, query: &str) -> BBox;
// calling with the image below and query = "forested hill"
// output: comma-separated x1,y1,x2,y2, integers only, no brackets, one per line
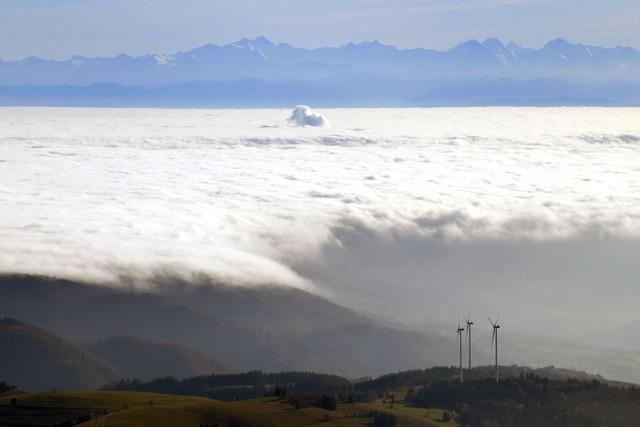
412,375,640,427
106,365,634,400
354,365,631,392
108,371,351,401
105,366,640,426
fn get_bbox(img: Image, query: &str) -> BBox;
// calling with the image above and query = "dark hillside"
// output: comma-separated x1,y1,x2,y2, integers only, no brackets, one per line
411,375,640,427
0,318,116,391
0,274,455,377
89,336,227,381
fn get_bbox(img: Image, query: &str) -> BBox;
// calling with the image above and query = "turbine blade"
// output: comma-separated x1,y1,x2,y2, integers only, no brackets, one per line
487,316,494,326
491,328,496,349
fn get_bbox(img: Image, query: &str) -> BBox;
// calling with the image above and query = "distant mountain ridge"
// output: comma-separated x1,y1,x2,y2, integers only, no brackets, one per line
1,36,640,86
1,36,640,107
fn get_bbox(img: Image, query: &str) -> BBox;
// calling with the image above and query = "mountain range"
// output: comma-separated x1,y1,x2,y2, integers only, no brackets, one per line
3,37,640,85
1,37,640,106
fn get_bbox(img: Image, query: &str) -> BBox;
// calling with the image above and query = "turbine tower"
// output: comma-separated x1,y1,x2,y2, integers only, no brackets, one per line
465,312,474,371
488,316,501,383
456,317,465,383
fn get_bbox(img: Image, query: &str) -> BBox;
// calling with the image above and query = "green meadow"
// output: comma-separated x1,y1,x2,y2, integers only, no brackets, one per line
0,391,453,427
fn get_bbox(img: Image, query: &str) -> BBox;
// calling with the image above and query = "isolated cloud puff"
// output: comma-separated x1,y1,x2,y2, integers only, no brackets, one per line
288,105,329,127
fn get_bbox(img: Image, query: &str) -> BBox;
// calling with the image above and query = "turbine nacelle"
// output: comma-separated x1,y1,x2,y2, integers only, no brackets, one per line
488,316,500,328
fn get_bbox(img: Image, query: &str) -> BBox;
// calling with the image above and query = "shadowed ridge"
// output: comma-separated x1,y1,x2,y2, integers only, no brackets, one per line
0,318,117,391
0,274,456,378
89,336,227,381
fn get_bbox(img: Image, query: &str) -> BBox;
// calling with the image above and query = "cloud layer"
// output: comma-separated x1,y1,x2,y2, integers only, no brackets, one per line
1,106,640,336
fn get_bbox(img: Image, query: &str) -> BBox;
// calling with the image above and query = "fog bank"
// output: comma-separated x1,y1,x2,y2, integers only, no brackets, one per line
1,106,640,340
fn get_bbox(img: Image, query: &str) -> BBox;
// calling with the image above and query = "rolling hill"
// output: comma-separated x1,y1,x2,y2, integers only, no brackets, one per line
0,318,117,391
0,318,228,391
88,336,227,382
0,390,453,427
2,367,639,427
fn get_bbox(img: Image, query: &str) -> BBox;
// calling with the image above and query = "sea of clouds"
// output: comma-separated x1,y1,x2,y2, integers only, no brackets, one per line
1,106,640,339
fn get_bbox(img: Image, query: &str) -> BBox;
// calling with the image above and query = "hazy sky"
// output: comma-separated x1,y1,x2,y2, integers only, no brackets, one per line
0,0,638,60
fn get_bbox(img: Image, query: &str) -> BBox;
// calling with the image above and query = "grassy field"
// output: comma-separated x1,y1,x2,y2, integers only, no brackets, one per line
0,391,198,426
0,391,454,427
362,402,454,427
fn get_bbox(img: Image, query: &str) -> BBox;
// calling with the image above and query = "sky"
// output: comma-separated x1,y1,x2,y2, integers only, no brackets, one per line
0,0,638,60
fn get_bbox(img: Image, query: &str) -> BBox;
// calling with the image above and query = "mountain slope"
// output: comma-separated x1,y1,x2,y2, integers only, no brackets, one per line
89,336,227,381
157,278,370,336
0,275,310,373
0,318,117,390
0,317,228,390
0,275,456,378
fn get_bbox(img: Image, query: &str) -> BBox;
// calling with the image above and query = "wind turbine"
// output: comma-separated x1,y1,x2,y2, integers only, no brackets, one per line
488,316,501,383
465,312,474,371
456,316,465,383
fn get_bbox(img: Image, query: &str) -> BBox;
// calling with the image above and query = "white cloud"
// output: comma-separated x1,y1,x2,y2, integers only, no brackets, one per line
288,105,329,127
1,106,640,333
